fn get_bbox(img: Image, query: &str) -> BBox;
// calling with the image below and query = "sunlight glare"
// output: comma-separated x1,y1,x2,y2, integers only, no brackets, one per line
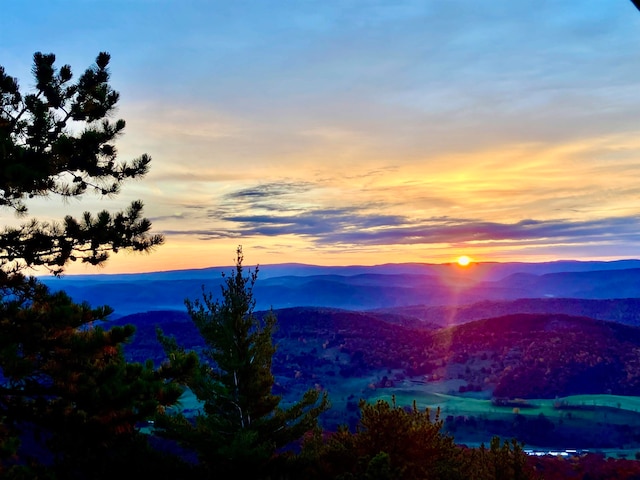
457,255,472,267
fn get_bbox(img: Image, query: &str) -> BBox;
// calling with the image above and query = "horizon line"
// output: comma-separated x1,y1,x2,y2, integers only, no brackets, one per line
36,257,640,278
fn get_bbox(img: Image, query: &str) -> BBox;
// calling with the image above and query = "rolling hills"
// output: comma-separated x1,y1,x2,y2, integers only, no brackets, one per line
85,261,640,453
37,260,640,408
374,297,640,328
112,307,640,400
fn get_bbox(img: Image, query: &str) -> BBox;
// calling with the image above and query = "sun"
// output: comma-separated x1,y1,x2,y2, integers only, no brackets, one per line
456,255,472,267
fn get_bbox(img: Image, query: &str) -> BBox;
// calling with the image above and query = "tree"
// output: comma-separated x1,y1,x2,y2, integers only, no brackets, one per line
156,246,330,478
0,52,178,477
299,398,465,479
462,437,531,480
0,278,187,477
296,398,535,480
1,51,162,275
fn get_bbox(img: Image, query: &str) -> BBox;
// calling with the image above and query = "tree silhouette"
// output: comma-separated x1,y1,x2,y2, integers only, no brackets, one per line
0,52,178,478
1,51,162,275
157,246,329,478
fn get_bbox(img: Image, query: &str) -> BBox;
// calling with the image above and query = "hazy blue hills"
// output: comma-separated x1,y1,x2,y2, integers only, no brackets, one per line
38,260,640,316
375,297,640,328
40,258,640,283
499,268,640,298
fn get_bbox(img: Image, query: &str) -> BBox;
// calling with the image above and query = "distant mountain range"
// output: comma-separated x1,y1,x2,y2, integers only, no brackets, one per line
60,259,640,405
375,297,640,328
38,259,640,316
43,259,640,450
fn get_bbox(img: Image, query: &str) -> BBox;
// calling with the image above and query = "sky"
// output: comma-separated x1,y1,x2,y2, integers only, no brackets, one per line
3,1,640,274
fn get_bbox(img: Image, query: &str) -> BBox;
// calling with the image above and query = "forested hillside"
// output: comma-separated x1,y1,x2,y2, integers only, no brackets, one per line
115,308,640,400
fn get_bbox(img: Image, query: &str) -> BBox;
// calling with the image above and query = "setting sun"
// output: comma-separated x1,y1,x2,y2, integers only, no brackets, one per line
457,255,472,266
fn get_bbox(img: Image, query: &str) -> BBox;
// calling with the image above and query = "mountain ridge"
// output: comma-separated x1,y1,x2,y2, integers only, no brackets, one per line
37,260,640,316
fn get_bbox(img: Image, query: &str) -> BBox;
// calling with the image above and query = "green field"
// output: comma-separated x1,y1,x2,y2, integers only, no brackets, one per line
361,381,640,457
173,373,640,421
373,388,640,420
167,374,640,458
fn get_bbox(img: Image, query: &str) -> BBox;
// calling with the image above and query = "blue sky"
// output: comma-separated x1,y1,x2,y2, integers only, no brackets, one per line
3,1,640,272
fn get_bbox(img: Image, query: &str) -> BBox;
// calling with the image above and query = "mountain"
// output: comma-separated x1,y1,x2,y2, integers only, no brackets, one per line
113,307,640,400
111,306,440,365
38,260,640,316
41,259,640,283
498,268,640,298
282,309,640,399
373,297,640,327
428,313,640,398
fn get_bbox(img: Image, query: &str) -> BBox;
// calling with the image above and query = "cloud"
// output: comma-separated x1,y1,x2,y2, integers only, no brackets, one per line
319,216,640,248
221,208,407,236
7,0,640,270
160,175,640,254
225,181,315,200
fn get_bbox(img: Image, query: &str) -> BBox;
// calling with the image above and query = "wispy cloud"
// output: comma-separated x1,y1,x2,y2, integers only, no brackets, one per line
320,216,640,247
5,1,640,272
158,174,640,255
225,181,315,200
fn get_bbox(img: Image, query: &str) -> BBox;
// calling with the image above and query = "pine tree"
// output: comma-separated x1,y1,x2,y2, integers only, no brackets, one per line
157,246,330,478
0,52,179,477
1,51,162,274
0,276,185,476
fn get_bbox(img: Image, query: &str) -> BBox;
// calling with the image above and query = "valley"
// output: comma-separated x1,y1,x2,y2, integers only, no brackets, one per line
50,260,640,459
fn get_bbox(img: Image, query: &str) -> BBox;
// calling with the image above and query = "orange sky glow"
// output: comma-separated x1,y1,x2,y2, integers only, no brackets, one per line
3,2,640,275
